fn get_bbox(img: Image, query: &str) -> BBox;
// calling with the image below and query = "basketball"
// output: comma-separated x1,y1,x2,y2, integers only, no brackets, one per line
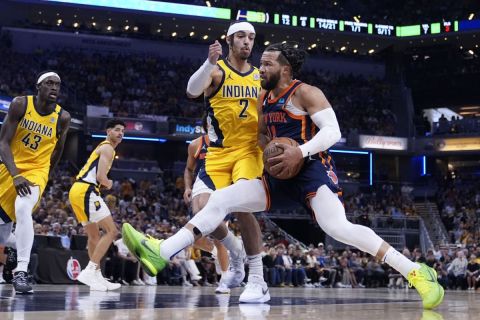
263,137,303,179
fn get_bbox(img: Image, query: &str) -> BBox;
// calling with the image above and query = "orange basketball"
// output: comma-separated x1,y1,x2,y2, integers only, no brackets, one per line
263,137,303,180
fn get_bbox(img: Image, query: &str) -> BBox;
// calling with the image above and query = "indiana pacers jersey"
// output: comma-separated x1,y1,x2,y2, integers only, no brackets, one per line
76,141,115,187
0,95,62,222
205,59,261,148
10,95,62,172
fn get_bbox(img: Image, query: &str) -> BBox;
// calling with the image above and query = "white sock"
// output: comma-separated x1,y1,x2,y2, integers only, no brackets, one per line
382,247,420,278
14,187,39,273
220,231,243,259
159,228,195,260
86,261,98,271
247,253,263,282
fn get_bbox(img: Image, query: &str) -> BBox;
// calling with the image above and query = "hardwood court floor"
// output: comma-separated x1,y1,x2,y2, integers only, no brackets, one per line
0,284,478,319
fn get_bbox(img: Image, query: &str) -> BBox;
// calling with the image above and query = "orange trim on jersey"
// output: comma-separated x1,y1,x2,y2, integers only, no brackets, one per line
261,175,271,211
193,137,203,159
326,155,333,171
311,122,316,140
259,91,267,111
267,80,299,104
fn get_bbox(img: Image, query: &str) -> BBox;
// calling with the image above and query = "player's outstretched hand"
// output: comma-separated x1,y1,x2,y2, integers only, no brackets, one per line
208,40,222,65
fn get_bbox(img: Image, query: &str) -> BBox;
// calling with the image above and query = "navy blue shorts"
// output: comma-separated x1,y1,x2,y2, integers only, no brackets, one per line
262,154,342,212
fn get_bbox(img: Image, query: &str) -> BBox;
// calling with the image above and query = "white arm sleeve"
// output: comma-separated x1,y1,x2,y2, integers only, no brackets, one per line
186,59,216,97
298,108,341,158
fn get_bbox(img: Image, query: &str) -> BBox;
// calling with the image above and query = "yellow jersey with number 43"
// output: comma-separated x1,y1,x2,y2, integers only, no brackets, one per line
205,59,261,149
10,95,61,172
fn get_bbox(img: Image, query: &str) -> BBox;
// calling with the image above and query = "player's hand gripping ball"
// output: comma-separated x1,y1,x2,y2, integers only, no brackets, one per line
263,137,304,179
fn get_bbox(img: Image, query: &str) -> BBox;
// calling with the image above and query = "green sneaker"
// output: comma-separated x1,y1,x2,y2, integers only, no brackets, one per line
407,263,445,309
121,223,168,276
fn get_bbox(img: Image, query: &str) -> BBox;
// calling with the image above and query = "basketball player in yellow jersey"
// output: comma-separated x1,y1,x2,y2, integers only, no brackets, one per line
185,21,267,300
0,71,71,293
69,119,125,291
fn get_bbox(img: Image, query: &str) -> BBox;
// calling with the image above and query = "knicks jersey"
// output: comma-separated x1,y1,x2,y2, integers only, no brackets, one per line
76,141,115,187
262,80,318,145
193,135,209,177
205,59,261,148
10,95,62,172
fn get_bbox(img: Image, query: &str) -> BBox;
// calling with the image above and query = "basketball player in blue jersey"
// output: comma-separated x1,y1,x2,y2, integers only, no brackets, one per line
121,43,445,309
123,21,268,302
0,71,71,293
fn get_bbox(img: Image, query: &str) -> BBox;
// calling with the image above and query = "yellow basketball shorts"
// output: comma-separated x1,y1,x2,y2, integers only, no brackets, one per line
69,181,110,225
0,164,47,222
197,145,263,191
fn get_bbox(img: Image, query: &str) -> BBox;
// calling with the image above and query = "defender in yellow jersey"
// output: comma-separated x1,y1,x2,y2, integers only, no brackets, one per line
69,119,124,291
0,71,70,294
121,22,268,302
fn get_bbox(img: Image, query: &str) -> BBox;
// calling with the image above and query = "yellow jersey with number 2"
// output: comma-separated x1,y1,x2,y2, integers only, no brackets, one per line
205,59,261,149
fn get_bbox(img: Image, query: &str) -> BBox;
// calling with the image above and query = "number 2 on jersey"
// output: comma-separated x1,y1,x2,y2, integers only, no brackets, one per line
21,132,42,151
239,99,249,118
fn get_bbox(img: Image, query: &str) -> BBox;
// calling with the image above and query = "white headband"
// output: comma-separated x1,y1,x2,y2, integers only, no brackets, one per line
37,72,60,85
227,22,255,36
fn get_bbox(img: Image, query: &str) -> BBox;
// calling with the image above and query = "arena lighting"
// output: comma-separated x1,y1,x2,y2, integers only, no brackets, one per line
40,0,231,20
190,31,195,36
340,46,346,51
311,43,317,48
203,35,209,40
92,22,96,27
124,25,130,30
220,34,226,39
156,29,161,32
353,16,360,23
171,32,177,37
133,26,138,31
91,135,167,143
369,152,373,185
469,13,475,20
353,49,358,53
205,1,211,7
422,156,427,176
107,25,112,31
73,22,79,28
57,19,62,24
368,49,375,54
468,50,474,55
264,41,270,45
330,149,372,185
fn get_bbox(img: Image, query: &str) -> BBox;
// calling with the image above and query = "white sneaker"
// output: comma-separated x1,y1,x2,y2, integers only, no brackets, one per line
239,278,270,303
95,270,121,291
219,249,246,290
77,269,107,291
215,281,231,294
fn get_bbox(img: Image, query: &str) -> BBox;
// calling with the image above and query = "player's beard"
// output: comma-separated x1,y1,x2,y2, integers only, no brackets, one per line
261,70,281,90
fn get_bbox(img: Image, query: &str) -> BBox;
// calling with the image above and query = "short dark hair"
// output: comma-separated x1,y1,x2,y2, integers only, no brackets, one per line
105,119,126,129
265,42,306,77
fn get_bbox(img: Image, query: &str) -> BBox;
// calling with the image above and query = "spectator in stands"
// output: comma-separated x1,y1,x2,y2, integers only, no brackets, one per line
447,250,468,290
466,254,479,290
